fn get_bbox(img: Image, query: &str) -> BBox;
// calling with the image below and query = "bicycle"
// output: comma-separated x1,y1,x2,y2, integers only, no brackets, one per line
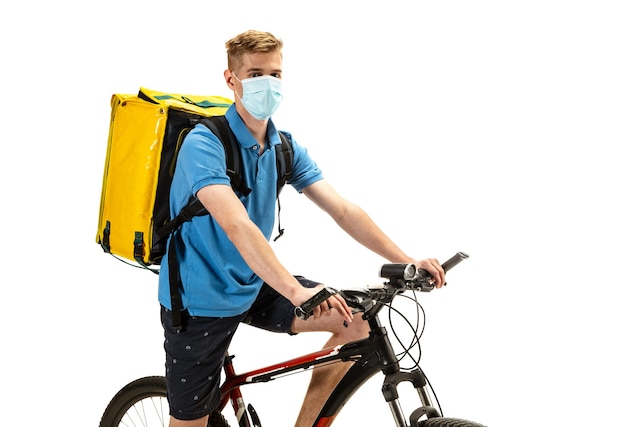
99,251,486,427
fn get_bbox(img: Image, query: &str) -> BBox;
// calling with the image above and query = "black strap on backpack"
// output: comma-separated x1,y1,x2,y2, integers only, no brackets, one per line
155,116,247,242
273,125,293,241
200,116,252,197
165,116,293,330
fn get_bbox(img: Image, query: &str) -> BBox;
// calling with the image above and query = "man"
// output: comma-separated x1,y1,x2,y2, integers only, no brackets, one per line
158,29,446,427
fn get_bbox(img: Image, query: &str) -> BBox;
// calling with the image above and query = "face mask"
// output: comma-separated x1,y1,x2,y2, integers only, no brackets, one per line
233,74,283,120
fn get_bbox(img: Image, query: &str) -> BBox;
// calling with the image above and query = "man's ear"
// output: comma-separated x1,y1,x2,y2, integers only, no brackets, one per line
224,69,236,89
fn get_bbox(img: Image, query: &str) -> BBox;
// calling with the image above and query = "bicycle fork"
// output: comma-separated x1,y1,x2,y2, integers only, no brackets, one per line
382,368,441,427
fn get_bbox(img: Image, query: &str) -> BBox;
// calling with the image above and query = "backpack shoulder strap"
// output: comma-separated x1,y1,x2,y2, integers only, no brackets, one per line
275,131,293,195
166,115,248,331
156,198,206,241
163,119,288,240
272,131,293,241
198,116,251,197
155,115,249,248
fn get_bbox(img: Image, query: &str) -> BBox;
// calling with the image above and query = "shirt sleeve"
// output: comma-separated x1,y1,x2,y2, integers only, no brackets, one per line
176,123,231,198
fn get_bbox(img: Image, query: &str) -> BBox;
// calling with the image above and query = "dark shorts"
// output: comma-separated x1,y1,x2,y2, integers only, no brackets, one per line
161,275,320,420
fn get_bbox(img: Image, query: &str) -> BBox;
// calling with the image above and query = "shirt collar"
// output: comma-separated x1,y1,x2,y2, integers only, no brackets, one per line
225,104,281,150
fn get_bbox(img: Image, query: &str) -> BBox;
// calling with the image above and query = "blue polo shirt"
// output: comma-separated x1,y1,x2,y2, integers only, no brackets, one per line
158,105,323,317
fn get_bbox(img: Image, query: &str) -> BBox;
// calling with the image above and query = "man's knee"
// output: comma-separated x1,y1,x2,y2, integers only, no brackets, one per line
332,313,370,341
169,415,209,427
292,309,368,336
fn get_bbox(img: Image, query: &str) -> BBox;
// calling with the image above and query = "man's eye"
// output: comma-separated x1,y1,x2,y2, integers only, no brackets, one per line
249,72,281,79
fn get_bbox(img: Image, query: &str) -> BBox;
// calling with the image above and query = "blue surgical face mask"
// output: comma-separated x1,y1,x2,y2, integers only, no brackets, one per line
233,73,283,120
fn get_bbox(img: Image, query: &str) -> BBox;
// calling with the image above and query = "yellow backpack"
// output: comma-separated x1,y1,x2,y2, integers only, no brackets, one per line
96,87,293,268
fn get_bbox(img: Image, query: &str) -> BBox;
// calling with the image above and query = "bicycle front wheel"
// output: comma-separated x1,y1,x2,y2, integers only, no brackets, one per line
99,376,168,427
417,417,486,427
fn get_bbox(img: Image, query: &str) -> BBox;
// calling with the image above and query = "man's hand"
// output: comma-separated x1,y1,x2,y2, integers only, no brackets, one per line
294,286,353,324
413,258,446,288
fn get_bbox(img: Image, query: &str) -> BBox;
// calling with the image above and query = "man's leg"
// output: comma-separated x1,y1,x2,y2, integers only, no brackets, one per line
169,415,209,427
162,306,244,427
244,279,370,427
291,311,370,427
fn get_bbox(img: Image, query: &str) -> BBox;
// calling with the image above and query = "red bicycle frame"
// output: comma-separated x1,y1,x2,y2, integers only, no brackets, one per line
217,312,435,427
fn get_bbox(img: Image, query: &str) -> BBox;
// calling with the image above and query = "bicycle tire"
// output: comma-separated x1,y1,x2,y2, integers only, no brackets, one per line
99,376,168,427
207,411,230,427
417,417,486,427
99,376,231,427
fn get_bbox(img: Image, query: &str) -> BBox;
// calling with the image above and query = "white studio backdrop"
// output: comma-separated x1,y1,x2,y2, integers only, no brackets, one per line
1,1,624,426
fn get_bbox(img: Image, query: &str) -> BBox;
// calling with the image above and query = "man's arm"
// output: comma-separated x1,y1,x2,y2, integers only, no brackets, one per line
302,179,446,287
196,183,353,321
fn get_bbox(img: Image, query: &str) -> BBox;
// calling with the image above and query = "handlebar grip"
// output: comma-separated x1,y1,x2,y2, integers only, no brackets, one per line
294,287,337,320
441,251,470,272
416,251,469,288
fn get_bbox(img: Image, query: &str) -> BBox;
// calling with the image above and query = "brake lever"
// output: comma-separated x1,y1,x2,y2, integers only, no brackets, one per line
411,269,436,292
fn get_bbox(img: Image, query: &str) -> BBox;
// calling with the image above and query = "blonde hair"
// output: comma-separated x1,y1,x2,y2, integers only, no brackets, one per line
225,30,283,70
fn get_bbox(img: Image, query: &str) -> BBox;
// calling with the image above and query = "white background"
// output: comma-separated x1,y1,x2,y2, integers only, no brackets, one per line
1,1,625,426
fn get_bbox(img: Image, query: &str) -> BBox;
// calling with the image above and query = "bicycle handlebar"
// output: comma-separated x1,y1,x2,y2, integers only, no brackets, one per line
441,250,470,272
294,287,339,320
294,251,469,320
